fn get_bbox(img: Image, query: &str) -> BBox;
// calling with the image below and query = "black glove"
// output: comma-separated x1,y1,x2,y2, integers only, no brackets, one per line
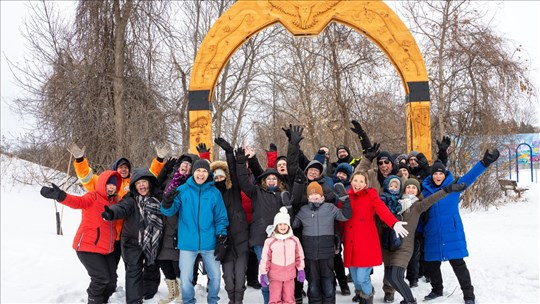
268,143,277,152
334,182,349,201
164,157,177,172
351,120,372,151
196,143,209,153
162,189,178,209
290,125,304,145
481,148,500,167
40,183,66,202
214,235,228,261
235,147,247,164
416,153,428,167
437,136,451,152
281,191,293,207
295,168,306,184
214,137,234,153
364,142,380,161
282,124,292,141
443,179,467,193
101,205,114,221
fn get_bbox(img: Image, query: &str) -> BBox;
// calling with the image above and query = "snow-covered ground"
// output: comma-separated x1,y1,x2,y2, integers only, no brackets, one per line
1,154,539,303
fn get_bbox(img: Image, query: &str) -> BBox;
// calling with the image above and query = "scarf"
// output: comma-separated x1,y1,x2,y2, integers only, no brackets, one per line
397,194,419,215
165,171,186,194
136,195,163,266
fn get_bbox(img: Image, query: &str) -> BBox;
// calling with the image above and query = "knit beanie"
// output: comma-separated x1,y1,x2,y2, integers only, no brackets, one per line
106,175,117,186
377,151,393,163
306,182,324,197
403,178,421,193
304,160,324,174
408,151,419,160
336,145,351,158
430,161,446,176
191,159,211,174
273,207,290,227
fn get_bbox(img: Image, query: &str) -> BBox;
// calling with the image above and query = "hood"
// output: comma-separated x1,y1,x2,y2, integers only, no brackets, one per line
96,170,122,199
382,174,402,195
174,153,200,170
129,167,159,195
333,162,353,180
112,157,131,173
210,160,232,190
304,160,324,174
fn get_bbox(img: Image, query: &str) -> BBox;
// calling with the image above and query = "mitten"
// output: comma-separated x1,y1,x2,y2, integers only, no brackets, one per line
443,179,467,193
214,235,228,261
214,137,233,153
393,221,409,238
155,145,170,160
481,148,500,167
295,168,306,184
67,142,85,162
334,182,349,201
162,189,178,209
260,274,269,288
235,147,247,164
364,143,380,161
40,183,66,202
297,270,306,283
101,205,114,221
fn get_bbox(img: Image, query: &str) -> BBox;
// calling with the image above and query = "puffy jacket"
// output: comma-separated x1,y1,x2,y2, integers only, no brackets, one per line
421,161,486,261
161,176,228,251
259,235,305,282
74,157,165,240
60,170,122,254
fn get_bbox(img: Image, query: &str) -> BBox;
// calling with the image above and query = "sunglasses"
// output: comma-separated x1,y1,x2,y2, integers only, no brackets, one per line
378,160,391,165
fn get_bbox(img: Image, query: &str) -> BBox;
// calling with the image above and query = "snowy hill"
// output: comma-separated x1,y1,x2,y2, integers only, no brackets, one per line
1,154,539,303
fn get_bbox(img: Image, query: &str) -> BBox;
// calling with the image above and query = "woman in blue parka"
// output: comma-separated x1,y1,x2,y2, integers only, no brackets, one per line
420,148,499,304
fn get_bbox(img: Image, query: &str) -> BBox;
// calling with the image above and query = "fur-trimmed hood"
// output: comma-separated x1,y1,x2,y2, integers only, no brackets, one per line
210,160,232,190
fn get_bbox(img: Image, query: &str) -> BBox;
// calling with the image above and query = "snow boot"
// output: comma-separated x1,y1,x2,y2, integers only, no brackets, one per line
384,292,394,303
424,291,443,301
399,299,417,304
352,290,365,303
158,279,178,304
359,287,374,304
175,278,183,302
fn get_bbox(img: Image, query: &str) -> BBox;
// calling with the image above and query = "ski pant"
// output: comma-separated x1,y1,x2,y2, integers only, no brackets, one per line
424,259,475,301
305,258,336,304
159,259,180,280
124,252,161,304
269,279,296,304
222,251,248,304
77,251,117,304
333,246,347,288
384,266,415,302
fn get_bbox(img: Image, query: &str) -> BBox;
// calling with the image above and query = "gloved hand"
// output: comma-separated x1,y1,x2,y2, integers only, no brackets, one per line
196,143,209,153
260,274,269,288
162,189,178,209
155,145,170,160
297,270,306,283
334,182,349,202
443,179,467,193
295,168,306,184
40,183,66,202
290,125,304,145
282,124,292,141
416,153,428,166
437,136,451,152
214,137,234,153
67,142,85,161
101,205,114,221
481,148,500,167
393,221,409,238
268,143,277,152
163,157,177,172
235,147,247,164
351,120,372,151
364,142,380,161
214,234,228,261
281,191,293,207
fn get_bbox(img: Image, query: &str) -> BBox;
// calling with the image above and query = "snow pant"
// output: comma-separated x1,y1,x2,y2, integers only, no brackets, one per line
222,251,248,304
179,249,222,304
333,248,347,288
246,248,259,284
305,258,336,304
77,251,117,304
124,252,161,304
349,267,373,296
384,266,415,303
269,279,296,304
406,233,421,283
253,245,270,304
159,259,180,280
424,259,475,301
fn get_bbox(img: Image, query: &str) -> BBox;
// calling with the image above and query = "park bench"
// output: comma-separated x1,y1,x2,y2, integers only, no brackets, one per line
498,179,529,198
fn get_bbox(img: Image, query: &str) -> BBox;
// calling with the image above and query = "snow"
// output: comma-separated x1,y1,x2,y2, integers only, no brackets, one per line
1,154,539,303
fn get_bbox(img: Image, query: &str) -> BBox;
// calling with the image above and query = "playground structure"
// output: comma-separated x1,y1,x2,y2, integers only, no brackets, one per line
187,0,432,160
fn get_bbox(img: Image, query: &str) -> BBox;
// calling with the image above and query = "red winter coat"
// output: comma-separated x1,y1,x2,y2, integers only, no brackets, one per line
342,187,398,268
61,170,122,255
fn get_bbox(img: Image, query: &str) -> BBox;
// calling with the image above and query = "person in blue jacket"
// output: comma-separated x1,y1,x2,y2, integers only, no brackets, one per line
160,159,229,304
420,148,499,304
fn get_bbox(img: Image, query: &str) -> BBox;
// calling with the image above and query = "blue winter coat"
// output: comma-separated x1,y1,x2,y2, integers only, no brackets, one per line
160,176,229,251
421,161,487,261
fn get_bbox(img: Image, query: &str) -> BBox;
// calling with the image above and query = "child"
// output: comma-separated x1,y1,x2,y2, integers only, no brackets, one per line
291,181,352,303
259,207,305,304
343,171,409,304
383,178,465,304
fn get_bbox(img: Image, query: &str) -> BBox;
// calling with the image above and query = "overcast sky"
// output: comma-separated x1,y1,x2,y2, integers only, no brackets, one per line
2,1,539,143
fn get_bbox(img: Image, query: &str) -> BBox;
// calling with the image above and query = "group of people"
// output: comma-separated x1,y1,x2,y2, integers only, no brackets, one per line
40,120,499,304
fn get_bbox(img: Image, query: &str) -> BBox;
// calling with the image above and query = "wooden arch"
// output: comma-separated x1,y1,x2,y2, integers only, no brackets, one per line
188,0,431,160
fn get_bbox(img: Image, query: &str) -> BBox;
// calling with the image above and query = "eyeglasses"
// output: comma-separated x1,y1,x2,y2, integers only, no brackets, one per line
378,160,391,165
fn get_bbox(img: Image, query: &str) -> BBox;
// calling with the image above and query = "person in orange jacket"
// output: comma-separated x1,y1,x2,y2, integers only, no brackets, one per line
40,170,122,304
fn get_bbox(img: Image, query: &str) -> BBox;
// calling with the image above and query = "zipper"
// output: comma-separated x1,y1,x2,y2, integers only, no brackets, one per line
77,232,84,250
109,197,115,252
198,186,201,250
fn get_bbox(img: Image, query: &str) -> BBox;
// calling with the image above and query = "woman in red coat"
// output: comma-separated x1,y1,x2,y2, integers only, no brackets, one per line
40,170,122,304
342,171,408,304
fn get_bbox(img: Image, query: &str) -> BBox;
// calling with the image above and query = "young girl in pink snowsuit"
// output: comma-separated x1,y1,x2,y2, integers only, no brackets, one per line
259,207,305,304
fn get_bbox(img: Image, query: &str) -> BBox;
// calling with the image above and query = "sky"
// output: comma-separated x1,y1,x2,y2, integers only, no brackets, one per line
1,154,539,303
1,1,540,142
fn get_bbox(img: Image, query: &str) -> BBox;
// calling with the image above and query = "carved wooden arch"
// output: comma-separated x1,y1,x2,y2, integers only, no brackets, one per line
188,0,431,161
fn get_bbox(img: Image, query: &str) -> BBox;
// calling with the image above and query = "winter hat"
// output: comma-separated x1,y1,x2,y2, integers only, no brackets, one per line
306,182,323,197
403,178,421,193
430,161,446,176
112,157,131,172
397,163,411,175
213,168,226,178
335,163,353,176
256,168,285,184
336,145,351,158
273,206,290,227
191,159,211,174
408,151,419,160
276,155,287,163
394,154,408,165
106,175,117,186
377,151,393,163
304,160,324,174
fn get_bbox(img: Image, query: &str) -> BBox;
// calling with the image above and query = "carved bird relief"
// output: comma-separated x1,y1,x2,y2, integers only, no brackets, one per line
269,0,339,29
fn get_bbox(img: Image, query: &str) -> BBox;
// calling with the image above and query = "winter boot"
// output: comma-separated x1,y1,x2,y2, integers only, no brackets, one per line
158,279,178,304
424,291,443,301
352,290,365,303
87,296,103,304
384,292,395,303
399,299,417,304
175,278,183,302
339,282,351,296
359,287,374,304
